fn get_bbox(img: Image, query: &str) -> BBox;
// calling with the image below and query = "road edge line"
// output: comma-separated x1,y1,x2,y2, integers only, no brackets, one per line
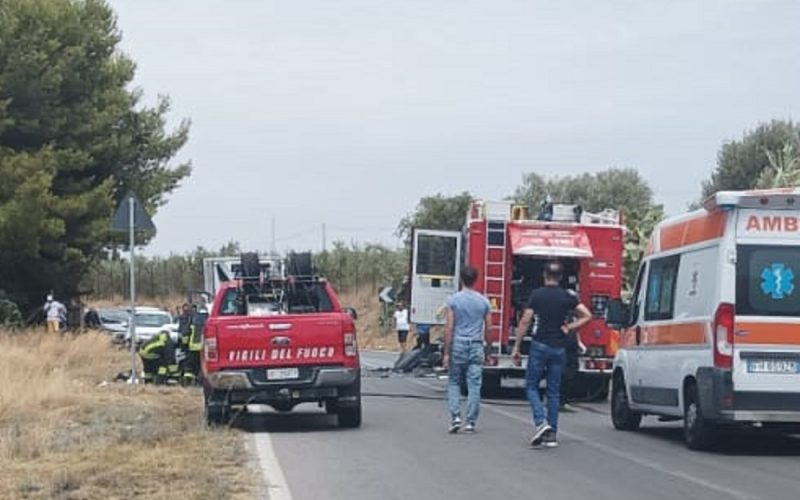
253,433,294,500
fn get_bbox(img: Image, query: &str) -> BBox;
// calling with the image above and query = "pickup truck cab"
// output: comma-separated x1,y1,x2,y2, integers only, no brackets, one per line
201,267,361,428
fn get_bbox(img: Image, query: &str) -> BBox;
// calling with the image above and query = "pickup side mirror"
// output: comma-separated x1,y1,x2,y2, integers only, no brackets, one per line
343,307,358,320
605,299,630,330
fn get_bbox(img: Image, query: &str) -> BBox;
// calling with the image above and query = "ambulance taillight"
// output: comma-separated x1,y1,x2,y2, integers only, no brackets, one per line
713,303,735,369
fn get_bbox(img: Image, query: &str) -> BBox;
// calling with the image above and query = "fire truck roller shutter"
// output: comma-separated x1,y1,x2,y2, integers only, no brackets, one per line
509,226,594,259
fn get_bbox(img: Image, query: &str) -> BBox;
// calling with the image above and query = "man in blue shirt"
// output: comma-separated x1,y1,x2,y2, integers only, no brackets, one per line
444,266,492,434
512,261,592,448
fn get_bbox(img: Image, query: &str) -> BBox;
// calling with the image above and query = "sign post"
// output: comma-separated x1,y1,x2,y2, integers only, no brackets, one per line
378,286,394,337
111,192,156,384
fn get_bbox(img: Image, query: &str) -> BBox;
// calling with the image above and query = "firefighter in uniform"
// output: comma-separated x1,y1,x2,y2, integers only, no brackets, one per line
179,305,203,385
139,330,178,384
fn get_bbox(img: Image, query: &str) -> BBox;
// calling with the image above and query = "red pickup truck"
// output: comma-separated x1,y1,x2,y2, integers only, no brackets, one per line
201,258,361,428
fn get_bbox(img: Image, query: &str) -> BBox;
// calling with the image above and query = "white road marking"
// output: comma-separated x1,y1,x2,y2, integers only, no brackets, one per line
486,406,758,500
407,376,757,500
253,433,294,500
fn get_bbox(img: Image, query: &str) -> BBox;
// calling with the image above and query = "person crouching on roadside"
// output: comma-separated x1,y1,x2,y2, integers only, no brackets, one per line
139,330,179,384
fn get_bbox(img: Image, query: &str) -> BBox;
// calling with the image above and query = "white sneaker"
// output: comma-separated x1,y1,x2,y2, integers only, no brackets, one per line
464,423,476,433
529,422,552,447
542,430,559,448
449,418,462,434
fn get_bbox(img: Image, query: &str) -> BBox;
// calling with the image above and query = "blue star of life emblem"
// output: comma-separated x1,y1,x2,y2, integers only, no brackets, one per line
761,263,795,300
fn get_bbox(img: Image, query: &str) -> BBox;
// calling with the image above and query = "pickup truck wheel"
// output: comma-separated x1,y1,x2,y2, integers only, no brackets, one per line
684,382,716,450
204,389,230,426
205,401,230,426
337,399,362,428
611,373,641,431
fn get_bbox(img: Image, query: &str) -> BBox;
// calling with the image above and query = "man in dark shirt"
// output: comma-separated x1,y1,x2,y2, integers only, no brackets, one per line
512,261,591,448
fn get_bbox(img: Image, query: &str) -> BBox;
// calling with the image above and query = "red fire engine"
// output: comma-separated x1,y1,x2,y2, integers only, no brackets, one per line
410,200,625,398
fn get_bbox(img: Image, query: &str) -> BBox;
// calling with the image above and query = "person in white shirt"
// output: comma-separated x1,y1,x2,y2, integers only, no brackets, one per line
393,302,410,352
43,295,66,333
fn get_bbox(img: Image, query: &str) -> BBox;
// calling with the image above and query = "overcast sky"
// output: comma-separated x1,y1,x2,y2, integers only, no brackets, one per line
108,0,800,256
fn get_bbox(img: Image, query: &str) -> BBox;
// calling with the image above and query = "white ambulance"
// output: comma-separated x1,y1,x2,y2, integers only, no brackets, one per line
606,189,800,450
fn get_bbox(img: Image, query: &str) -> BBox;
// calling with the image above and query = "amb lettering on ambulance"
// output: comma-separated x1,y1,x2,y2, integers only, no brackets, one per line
744,215,800,232
612,189,800,450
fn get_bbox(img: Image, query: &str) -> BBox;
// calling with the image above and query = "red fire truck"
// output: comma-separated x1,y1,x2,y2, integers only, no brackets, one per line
410,200,625,398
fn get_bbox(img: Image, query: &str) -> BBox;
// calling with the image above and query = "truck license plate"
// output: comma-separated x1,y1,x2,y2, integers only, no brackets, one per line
747,360,799,374
267,367,299,380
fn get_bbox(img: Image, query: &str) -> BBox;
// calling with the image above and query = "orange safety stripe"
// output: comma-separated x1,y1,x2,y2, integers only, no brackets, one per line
659,211,727,252
735,322,800,346
620,322,708,347
643,323,708,345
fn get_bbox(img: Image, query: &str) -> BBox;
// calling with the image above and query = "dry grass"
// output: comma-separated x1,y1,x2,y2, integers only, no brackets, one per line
339,291,444,352
0,331,260,500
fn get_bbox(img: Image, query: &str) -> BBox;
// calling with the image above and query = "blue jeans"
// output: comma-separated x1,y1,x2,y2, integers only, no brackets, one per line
448,340,484,425
526,341,566,432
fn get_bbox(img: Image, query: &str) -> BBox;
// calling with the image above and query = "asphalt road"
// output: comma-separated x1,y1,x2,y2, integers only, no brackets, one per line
241,351,800,500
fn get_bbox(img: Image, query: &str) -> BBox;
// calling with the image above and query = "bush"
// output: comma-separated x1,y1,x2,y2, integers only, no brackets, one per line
0,292,22,328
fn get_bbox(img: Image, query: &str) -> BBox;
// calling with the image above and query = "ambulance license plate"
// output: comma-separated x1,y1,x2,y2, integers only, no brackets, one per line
747,360,799,374
267,367,299,380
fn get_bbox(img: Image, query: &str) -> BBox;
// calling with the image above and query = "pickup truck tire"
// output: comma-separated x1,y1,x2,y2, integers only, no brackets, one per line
611,372,641,431
337,400,362,428
204,390,230,427
336,377,362,428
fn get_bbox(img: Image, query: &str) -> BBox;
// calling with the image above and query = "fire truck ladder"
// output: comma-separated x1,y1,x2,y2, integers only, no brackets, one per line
484,221,507,356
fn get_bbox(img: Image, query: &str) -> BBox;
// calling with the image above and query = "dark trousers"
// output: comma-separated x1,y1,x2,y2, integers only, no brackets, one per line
142,358,160,380
182,350,201,380
526,341,566,432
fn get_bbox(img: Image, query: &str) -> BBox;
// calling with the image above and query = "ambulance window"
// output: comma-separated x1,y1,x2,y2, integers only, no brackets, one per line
736,245,800,317
645,255,680,321
630,263,646,323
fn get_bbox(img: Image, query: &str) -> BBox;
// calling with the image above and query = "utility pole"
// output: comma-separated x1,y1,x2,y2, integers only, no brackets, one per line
128,194,137,383
271,216,276,256
110,191,155,385
322,223,327,253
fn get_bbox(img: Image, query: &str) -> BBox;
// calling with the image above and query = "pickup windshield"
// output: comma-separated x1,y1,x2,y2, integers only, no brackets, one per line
219,282,335,316
736,245,800,317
